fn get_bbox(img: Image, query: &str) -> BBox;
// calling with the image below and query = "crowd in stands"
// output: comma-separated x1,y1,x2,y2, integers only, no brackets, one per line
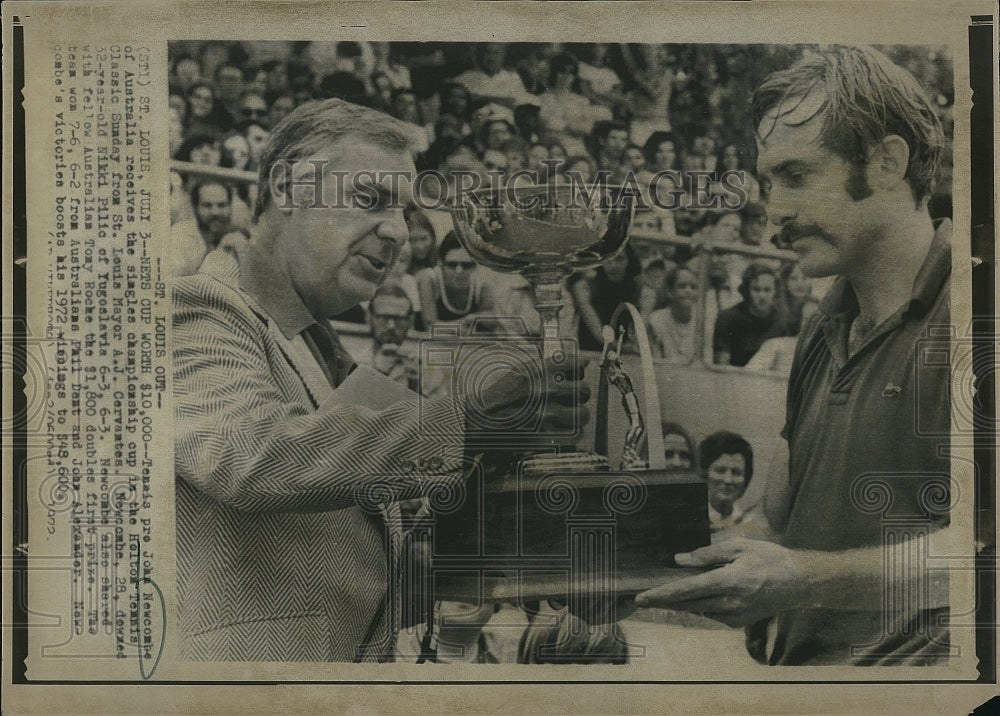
168,40,953,373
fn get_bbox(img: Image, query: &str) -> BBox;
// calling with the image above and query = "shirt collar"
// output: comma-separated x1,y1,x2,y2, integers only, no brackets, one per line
819,218,952,321
239,240,317,340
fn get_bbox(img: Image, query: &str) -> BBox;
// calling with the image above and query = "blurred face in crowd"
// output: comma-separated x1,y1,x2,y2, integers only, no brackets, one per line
720,144,741,172
654,140,676,171
222,134,251,171
740,205,769,246
480,43,506,75
706,453,747,512
485,121,513,151
268,95,296,128
408,224,435,263
168,108,184,158
747,272,777,316
442,247,476,292
623,147,645,172
195,183,232,239
714,213,742,243
548,143,567,162
245,124,270,168
436,114,464,144
276,137,414,319
529,143,550,168
241,93,268,121
784,264,812,300
670,268,699,310
369,295,414,347
189,140,221,166
169,93,187,121
215,64,245,104
394,91,419,124
603,129,629,160
482,149,509,177
446,86,469,117
174,58,201,89
663,433,693,469
189,84,214,119
504,146,527,172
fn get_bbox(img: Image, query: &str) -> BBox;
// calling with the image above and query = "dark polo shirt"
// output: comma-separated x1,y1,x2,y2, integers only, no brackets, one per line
758,219,953,665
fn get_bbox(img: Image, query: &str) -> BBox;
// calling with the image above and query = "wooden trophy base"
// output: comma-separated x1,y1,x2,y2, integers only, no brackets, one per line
424,466,711,607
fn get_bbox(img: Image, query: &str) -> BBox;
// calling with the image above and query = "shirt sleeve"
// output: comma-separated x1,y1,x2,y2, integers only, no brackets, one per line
173,278,467,514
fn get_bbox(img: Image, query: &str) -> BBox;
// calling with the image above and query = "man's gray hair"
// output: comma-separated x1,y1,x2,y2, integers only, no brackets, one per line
253,98,422,221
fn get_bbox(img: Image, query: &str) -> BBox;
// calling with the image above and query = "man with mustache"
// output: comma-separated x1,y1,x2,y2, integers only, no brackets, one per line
173,98,589,662
637,46,952,665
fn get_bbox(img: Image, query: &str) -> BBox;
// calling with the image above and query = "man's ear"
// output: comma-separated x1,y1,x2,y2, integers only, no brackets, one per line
267,159,308,215
866,134,910,191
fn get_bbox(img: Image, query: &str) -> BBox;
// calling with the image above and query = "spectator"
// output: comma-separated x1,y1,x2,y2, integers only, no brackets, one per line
777,261,819,336
236,119,270,172
176,134,221,168
454,43,536,108
367,280,420,393
538,54,607,155
416,231,484,331
711,141,760,203
214,62,246,125
712,262,783,366
238,91,269,124
265,92,296,129
569,244,643,352
170,180,234,277
588,120,630,176
556,154,596,186
647,264,700,364
404,207,439,275
185,82,231,137
660,421,696,470
514,103,543,144
173,55,202,92
698,431,760,535
571,43,624,110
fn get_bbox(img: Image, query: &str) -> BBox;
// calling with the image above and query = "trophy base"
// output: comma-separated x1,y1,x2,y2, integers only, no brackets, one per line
423,467,711,615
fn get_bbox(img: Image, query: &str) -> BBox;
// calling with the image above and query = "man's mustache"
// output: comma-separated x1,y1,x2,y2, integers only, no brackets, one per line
771,223,833,250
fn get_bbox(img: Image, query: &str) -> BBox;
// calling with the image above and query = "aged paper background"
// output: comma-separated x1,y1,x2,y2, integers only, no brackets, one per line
3,0,997,713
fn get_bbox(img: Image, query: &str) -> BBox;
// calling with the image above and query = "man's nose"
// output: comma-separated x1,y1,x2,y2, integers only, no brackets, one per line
765,188,796,230
378,211,409,247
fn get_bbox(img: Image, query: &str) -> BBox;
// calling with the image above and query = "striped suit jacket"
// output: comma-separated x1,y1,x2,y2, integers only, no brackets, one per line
173,249,465,662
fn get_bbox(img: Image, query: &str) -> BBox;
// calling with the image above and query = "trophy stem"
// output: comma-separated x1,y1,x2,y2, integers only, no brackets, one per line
528,272,568,362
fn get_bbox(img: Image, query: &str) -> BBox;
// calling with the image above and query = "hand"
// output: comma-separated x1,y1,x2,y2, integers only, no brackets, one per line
634,539,814,628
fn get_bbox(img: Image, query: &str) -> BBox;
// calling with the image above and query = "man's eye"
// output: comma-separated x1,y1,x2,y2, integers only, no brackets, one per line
784,172,806,188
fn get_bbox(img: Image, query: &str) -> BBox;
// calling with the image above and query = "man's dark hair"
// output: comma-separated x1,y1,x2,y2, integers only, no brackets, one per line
191,180,233,207
437,230,463,261
737,262,778,302
752,45,943,204
699,431,754,485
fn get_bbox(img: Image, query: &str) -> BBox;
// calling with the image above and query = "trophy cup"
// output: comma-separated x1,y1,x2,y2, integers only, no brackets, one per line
422,183,710,626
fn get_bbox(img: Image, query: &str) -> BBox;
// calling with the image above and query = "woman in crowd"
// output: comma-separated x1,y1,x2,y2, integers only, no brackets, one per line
647,264,700,364
538,53,607,156
403,207,439,275
777,261,819,336
570,244,643,352
710,141,760,204
699,431,763,537
416,231,484,332
712,262,783,367
660,421,696,470
184,81,231,137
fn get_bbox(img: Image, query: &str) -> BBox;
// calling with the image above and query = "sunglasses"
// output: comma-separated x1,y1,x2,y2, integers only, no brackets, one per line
444,260,476,270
